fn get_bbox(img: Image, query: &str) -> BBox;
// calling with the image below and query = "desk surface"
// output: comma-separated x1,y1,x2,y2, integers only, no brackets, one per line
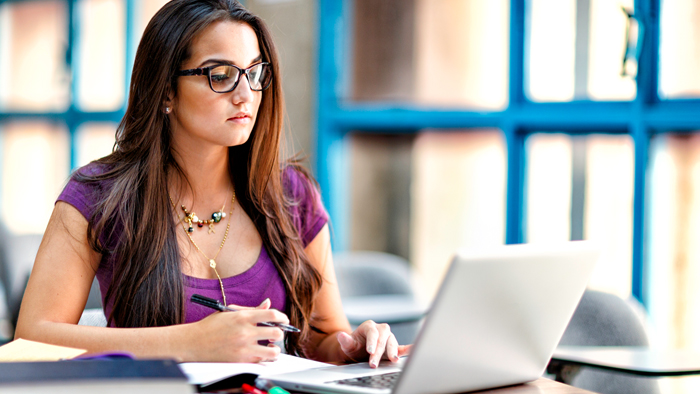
474,378,595,393
552,346,700,377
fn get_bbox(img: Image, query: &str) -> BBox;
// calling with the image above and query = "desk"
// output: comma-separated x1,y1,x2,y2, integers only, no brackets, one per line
473,378,596,393
551,346,700,377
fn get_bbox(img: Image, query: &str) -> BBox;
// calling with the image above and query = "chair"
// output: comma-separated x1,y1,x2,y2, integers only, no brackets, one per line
333,251,425,345
0,223,105,335
548,289,660,394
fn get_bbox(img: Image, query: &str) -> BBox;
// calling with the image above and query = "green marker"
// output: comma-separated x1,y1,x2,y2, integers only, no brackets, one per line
255,378,290,394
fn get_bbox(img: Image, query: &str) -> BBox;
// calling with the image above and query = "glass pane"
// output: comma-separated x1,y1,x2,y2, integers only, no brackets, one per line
349,0,509,110
584,134,634,297
76,0,125,111
0,1,69,111
648,133,700,351
526,133,633,298
0,122,69,234
138,0,170,39
659,0,700,99
411,130,506,300
526,0,635,102
76,123,116,166
526,133,573,243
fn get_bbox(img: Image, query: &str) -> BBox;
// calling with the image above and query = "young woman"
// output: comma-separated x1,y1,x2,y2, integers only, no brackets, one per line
15,0,409,366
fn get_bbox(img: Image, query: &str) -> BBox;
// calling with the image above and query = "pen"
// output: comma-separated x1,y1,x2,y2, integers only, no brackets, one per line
255,378,290,394
190,294,301,333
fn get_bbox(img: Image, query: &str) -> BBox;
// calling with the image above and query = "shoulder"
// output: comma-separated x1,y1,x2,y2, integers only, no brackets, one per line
281,165,329,247
56,161,111,221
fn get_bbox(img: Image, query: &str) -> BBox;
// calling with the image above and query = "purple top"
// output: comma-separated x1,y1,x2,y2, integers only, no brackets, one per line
57,163,328,325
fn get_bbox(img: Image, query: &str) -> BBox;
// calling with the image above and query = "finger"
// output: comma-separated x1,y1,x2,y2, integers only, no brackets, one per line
256,298,271,309
384,334,399,362
255,326,285,343
250,309,290,326
253,343,281,363
398,344,412,357
363,323,380,356
337,331,361,356
369,324,391,368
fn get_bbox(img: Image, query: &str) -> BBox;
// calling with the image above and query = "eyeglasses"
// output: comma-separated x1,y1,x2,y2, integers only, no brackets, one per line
175,62,272,93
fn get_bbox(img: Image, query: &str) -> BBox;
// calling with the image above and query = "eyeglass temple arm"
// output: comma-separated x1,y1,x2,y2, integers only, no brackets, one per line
176,68,205,76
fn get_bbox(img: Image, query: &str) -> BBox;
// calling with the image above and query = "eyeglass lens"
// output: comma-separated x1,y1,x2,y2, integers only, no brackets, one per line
209,63,271,92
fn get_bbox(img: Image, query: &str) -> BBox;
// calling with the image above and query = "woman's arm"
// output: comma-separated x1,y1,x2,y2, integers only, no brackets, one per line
14,202,288,362
302,224,410,366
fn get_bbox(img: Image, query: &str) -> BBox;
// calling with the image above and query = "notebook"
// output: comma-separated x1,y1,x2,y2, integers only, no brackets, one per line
263,241,599,394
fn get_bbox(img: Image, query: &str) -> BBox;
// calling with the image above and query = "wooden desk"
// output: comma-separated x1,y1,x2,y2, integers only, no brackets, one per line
473,378,596,393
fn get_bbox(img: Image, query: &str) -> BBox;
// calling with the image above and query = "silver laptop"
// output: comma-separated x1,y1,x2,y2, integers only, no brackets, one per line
264,241,599,394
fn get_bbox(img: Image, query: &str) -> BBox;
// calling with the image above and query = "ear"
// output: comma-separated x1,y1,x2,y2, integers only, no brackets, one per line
163,86,175,114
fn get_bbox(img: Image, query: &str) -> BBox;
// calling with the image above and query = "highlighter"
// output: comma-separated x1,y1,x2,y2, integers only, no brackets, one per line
255,378,291,394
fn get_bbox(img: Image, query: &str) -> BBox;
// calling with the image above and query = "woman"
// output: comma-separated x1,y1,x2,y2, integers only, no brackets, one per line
15,0,409,366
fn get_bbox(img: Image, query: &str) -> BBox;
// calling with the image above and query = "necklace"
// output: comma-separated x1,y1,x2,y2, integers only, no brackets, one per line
169,191,236,305
180,199,227,234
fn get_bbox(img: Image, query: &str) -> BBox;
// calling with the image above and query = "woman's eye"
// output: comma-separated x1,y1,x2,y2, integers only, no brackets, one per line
211,73,230,83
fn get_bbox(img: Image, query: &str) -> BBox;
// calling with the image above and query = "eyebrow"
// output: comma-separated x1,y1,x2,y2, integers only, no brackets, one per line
198,54,263,68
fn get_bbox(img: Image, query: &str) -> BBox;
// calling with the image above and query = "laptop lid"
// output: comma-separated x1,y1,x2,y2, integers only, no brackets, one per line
265,241,599,394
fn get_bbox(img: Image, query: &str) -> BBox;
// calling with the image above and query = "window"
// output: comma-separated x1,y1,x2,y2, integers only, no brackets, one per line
0,0,168,234
317,0,700,355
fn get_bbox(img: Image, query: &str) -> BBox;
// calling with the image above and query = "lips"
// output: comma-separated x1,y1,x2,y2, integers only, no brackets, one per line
228,112,251,121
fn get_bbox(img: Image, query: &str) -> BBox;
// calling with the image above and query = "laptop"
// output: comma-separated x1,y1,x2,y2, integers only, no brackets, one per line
264,241,599,394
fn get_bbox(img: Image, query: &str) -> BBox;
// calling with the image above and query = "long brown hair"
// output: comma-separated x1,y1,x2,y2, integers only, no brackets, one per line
75,0,322,356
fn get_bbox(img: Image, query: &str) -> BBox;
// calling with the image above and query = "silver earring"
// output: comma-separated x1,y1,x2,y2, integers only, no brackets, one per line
165,107,171,114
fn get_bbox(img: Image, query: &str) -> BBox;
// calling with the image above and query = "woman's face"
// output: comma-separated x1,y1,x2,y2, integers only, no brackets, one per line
169,20,263,150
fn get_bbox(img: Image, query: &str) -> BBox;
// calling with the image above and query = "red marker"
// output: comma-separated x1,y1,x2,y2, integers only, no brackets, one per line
242,383,267,394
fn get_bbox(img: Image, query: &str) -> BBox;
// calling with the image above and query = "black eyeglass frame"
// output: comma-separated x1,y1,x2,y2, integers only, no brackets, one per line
175,62,272,93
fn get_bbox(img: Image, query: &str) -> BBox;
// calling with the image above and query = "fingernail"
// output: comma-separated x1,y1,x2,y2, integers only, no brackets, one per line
370,360,378,368
367,344,375,354
259,298,270,307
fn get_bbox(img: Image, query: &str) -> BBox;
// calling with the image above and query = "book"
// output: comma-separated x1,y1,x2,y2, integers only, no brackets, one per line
0,338,87,361
179,353,331,392
0,358,193,393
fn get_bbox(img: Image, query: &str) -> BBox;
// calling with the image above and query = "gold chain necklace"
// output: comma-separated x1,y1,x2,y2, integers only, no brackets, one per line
169,191,235,305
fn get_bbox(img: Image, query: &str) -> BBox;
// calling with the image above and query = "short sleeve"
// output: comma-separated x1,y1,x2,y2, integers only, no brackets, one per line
56,162,106,221
283,167,329,247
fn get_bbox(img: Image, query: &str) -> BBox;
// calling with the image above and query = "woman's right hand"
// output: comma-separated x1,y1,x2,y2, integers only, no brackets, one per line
189,298,290,362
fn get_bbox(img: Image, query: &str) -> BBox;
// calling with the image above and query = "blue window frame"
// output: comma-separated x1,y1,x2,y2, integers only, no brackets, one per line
0,0,138,170
316,0,700,307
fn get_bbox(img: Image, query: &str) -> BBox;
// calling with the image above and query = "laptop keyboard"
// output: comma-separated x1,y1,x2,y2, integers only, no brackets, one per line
329,372,401,389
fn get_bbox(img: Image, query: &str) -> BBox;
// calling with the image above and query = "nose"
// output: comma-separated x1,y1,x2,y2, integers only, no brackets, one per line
231,75,255,104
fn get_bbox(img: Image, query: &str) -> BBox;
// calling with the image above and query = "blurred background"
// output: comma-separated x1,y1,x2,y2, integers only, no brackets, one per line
1,0,700,388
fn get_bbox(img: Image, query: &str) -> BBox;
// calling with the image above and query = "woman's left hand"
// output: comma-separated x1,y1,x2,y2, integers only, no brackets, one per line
336,320,412,368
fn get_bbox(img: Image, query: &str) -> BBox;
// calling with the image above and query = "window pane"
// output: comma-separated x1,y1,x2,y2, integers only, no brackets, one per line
526,133,573,243
0,122,69,234
526,133,633,298
584,134,634,297
411,130,506,300
138,0,170,39
648,133,700,351
349,0,509,110
659,0,700,99
76,0,125,111
0,1,69,111
76,123,116,166
526,0,635,102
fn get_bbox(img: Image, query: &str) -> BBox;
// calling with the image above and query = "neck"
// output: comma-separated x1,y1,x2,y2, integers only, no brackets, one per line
169,145,233,210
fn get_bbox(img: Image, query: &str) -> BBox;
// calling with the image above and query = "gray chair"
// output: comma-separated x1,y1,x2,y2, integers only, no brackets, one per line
548,289,660,394
0,223,105,337
333,251,425,345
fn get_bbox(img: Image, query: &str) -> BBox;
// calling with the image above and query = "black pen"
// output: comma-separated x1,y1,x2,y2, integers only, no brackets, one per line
191,294,301,333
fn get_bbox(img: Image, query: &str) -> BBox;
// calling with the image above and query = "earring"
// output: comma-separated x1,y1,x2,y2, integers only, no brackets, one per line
164,107,171,114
